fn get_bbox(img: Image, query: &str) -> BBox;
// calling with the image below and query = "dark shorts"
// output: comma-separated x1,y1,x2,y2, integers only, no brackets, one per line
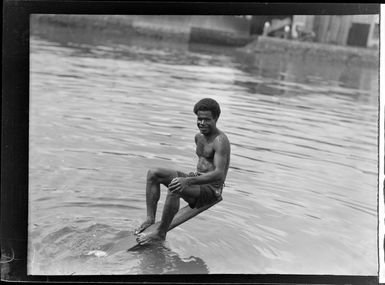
176,171,223,209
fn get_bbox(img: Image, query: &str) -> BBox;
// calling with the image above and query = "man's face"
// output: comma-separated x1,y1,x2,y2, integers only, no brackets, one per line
197,110,217,135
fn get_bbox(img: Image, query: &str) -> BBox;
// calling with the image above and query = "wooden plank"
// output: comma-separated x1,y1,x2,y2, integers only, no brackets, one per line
106,197,222,254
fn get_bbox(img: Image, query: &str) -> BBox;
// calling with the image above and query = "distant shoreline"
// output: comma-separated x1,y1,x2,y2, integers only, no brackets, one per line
31,14,379,68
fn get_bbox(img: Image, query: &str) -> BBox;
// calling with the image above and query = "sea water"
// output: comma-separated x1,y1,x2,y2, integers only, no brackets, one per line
28,22,378,275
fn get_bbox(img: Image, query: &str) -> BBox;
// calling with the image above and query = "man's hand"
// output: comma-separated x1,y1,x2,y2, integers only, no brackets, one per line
168,177,189,194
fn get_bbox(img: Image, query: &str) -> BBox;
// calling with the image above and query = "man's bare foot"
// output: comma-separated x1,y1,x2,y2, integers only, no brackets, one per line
136,230,165,245
135,218,154,235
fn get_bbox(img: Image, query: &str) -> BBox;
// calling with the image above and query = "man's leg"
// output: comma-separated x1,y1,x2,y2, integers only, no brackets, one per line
136,185,201,244
157,185,201,233
135,168,178,234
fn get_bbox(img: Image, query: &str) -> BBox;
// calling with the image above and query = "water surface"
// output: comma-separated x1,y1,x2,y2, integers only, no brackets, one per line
29,22,378,275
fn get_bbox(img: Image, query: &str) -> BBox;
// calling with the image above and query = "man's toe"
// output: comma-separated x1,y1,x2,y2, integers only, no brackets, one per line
136,235,143,244
134,228,142,235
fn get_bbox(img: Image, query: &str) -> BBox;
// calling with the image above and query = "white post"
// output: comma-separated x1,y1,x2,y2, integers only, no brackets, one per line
263,21,270,36
367,16,375,48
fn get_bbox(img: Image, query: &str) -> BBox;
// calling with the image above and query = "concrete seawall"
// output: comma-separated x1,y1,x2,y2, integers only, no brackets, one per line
242,36,379,67
31,14,252,46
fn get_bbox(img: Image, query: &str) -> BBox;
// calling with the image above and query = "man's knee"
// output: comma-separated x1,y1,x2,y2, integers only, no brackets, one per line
147,168,161,182
147,168,177,186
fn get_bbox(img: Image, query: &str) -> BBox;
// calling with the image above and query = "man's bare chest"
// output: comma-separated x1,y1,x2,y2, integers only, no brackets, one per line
196,140,215,159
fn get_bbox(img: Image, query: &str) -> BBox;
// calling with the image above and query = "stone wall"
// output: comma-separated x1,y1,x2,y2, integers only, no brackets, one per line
243,36,379,67
31,15,251,45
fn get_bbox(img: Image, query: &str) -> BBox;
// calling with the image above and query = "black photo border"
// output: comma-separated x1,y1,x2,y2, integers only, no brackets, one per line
2,1,381,283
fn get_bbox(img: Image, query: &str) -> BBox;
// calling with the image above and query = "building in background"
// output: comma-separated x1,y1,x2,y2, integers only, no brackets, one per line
292,15,379,48
251,14,379,49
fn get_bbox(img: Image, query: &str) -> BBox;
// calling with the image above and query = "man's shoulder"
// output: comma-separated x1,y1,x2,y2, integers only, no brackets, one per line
214,131,230,146
217,130,229,140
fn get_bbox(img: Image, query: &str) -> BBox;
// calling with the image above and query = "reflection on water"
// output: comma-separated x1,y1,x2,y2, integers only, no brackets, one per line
29,20,378,275
130,244,209,274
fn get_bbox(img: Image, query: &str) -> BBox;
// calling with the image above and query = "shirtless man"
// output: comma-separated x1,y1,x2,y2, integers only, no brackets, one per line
135,98,231,245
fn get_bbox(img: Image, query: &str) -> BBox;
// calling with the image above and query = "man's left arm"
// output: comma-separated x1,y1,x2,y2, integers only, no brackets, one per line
169,135,229,192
